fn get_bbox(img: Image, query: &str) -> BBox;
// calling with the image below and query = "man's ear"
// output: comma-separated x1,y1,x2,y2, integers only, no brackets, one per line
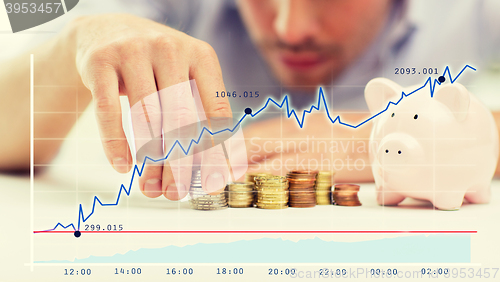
433,83,470,122
364,78,402,115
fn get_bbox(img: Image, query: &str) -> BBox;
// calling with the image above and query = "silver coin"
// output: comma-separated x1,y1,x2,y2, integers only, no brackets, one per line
190,200,227,205
191,204,228,209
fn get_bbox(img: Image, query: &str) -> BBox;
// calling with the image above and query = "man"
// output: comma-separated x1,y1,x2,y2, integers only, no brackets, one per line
0,0,499,200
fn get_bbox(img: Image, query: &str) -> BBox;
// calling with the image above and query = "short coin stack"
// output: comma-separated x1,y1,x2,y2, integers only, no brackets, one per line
315,171,335,205
332,184,362,206
189,169,228,210
255,176,289,209
287,170,318,208
226,182,255,208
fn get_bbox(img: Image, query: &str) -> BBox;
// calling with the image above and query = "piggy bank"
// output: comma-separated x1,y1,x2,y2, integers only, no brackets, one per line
365,78,499,210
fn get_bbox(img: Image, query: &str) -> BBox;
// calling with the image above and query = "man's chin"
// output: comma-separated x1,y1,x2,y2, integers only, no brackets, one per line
276,74,329,91
269,63,334,91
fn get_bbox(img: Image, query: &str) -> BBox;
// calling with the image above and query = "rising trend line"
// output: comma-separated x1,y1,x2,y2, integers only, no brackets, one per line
37,65,476,233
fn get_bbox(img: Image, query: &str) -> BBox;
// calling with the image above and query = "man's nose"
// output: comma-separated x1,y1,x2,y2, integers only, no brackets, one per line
273,0,320,45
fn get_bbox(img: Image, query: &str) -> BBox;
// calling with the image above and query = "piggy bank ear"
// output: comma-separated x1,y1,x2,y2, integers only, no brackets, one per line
364,78,402,115
433,83,470,122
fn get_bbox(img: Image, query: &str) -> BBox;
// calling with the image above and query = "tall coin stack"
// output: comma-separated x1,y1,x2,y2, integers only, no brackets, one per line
332,184,362,206
315,171,335,205
245,172,272,203
189,169,228,210
226,182,255,208
287,170,318,208
255,176,289,209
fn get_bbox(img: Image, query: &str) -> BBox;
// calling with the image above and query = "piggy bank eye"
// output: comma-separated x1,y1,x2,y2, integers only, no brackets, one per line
414,114,418,119
391,113,395,117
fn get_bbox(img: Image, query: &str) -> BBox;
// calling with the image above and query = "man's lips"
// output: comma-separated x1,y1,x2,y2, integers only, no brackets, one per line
279,54,325,71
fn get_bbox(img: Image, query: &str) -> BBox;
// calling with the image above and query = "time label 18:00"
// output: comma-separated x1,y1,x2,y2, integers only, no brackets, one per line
216,91,259,98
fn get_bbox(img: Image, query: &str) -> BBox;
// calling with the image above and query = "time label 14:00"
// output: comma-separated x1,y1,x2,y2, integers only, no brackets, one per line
216,91,259,98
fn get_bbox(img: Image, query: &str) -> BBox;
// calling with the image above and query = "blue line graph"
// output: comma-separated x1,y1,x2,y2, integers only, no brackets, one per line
39,65,476,232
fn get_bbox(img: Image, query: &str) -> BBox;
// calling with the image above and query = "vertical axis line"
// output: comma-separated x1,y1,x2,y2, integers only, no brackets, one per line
75,82,79,254
30,54,34,271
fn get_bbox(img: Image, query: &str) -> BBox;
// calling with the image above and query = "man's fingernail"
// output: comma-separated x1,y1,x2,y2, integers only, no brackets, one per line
205,172,225,193
143,178,162,197
166,183,186,200
112,158,128,173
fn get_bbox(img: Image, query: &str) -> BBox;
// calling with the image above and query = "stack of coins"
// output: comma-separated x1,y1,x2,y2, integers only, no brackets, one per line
332,184,362,206
245,172,272,203
226,182,255,208
255,176,289,209
287,170,318,208
315,171,335,205
189,169,228,210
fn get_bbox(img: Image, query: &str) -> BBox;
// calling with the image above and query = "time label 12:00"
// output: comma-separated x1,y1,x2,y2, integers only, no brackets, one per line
216,91,259,98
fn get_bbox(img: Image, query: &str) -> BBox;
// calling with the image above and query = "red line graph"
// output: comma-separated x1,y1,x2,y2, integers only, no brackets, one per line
34,230,477,234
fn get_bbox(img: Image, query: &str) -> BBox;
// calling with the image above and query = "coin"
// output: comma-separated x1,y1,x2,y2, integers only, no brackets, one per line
289,202,316,208
332,184,361,206
254,175,289,209
334,184,360,191
226,182,255,208
189,169,228,210
256,203,288,209
314,170,335,205
245,172,273,183
287,170,318,208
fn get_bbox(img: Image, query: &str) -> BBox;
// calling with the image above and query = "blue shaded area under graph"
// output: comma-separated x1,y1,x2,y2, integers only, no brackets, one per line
40,65,476,232
38,235,470,263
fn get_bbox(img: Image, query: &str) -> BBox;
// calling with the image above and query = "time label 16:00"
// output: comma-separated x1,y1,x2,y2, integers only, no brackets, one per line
216,91,259,98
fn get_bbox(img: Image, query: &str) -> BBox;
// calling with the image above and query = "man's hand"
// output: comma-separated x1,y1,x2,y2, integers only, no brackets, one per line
243,113,374,182
70,14,232,199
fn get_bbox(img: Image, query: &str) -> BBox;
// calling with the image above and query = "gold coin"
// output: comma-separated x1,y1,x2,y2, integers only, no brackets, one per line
256,203,288,209
227,182,254,189
316,202,331,205
245,173,273,183
229,204,253,208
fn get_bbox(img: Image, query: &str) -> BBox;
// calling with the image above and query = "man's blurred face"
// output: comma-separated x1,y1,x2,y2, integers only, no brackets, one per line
237,0,392,89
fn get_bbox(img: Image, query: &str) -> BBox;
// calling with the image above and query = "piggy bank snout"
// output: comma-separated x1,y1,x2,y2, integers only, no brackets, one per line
377,133,423,167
